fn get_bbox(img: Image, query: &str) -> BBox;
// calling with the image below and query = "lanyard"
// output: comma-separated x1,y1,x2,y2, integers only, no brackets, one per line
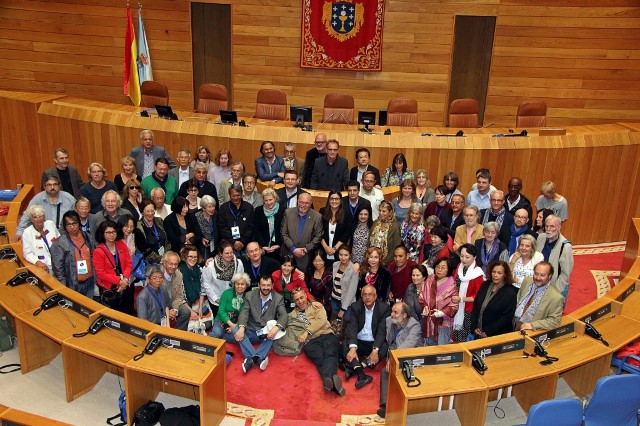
349,202,358,218
40,230,52,252
229,204,241,225
251,263,261,279
148,287,165,311
67,234,86,260
103,243,121,274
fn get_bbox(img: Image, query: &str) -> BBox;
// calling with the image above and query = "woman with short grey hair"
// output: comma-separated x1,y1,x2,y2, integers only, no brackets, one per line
195,195,217,260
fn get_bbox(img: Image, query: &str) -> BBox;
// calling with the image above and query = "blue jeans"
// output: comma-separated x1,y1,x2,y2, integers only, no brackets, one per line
231,326,273,361
330,298,351,320
438,326,452,345
209,321,237,344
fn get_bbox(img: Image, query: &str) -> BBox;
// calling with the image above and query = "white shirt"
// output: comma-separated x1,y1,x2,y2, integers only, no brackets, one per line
22,220,60,269
360,187,384,221
154,204,171,220
178,168,190,187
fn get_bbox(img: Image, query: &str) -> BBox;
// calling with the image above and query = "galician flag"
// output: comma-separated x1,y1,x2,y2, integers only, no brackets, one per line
137,5,153,85
124,5,141,106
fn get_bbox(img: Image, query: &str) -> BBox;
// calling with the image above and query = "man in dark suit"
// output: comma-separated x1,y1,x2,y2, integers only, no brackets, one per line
41,148,84,198
349,148,381,187
242,242,281,288
276,170,309,209
342,285,390,389
302,133,327,188
342,180,372,224
168,148,193,188
506,177,533,225
441,193,465,239
310,139,349,191
234,275,288,373
218,184,254,254
479,190,514,246
129,129,176,179
281,192,323,272
177,162,219,206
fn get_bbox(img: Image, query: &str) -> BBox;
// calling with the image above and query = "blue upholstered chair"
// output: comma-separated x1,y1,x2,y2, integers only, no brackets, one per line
583,374,640,426
521,398,583,426
611,352,640,375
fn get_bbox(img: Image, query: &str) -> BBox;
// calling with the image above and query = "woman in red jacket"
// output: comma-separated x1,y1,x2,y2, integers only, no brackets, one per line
451,243,485,342
94,220,134,314
272,254,315,313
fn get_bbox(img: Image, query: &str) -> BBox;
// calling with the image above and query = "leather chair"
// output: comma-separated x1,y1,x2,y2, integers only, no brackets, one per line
196,83,228,115
140,81,169,108
448,98,479,128
322,93,355,124
516,100,547,127
254,89,287,121
386,98,418,127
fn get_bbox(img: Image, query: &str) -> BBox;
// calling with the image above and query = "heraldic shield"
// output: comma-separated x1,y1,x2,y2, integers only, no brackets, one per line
322,0,365,42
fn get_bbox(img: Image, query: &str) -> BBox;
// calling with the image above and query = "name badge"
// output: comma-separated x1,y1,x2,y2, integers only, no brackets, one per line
158,246,165,257
231,226,241,239
290,302,296,308
77,260,88,274
160,316,168,327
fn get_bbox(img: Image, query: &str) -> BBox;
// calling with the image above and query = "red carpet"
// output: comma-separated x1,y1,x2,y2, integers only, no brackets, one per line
223,242,626,424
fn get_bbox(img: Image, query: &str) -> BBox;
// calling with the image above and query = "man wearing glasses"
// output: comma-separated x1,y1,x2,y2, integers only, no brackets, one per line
479,190,514,246
14,175,76,241
90,190,132,236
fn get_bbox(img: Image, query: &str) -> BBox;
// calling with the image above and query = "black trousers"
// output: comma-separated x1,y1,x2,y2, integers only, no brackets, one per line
303,333,340,379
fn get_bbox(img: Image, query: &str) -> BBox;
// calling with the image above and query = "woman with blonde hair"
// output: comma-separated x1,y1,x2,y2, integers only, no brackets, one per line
508,234,543,288
392,178,417,225
400,203,426,262
414,169,435,211
121,178,142,220
368,200,401,266
254,187,283,262
114,155,141,193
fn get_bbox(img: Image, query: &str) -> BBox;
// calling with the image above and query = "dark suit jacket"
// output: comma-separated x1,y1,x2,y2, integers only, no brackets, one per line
242,256,281,288
344,300,390,355
280,207,323,271
479,209,515,246
178,179,219,206
217,201,254,247
238,288,288,332
470,280,518,336
507,193,533,226
318,208,353,249
276,187,310,209
349,165,381,187
41,166,84,198
357,267,392,301
254,205,285,249
129,145,176,176
310,156,349,191
302,148,325,189
441,209,465,239
341,196,372,224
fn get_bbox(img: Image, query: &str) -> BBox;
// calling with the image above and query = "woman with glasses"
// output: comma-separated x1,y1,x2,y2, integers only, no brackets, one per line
185,180,201,212
414,169,435,211
202,240,244,317
121,178,142,220
381,152,414,187
210,272,249,343
195,195,218,260
134,199,169,263
179,245,210,330
320,191,352,268
114,155,141,194
51,210,96,298
442,172,463,203
94,220,134,314
22,204,60,275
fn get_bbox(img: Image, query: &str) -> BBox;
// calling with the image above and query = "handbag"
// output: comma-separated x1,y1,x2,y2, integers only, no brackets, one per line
134,401,165,426
0,316,16,352
131,252,147,281
101,288,122,309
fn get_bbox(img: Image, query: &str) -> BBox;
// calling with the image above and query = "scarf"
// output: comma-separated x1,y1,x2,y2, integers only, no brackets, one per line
369,220,391,261
213,254,236,282
426,242,445,268
480,240,499,273
482,206,506,230
452,261,484,329
509,224,528,255
263,202,280,245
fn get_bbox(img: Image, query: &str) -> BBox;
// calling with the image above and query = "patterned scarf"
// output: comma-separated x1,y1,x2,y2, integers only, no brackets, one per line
452,261,484,329
369,221,390,261
482,206,506,230
480,240,499,273
426,242,445,268
213,254,237,282
263,202,280,245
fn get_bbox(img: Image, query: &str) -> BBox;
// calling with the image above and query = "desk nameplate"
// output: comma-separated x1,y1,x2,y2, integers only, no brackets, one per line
398,351,464,368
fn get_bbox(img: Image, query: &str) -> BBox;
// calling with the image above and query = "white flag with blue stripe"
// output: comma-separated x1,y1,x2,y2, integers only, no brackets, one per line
137,5,153,85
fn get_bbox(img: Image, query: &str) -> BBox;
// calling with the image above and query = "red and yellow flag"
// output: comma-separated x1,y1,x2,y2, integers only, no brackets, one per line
124,6,141,106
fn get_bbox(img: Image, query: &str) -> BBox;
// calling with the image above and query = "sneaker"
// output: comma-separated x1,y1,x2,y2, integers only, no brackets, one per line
355,374,373,389
259,356,269,371
323,377,333,392
376,405,386,418
242,357,254,373
332,374,345,396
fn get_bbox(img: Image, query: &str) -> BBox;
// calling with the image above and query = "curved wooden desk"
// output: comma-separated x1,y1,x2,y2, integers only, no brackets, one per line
1,91,640,244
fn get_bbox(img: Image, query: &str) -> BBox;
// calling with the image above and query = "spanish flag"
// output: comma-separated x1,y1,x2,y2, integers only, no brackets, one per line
124,5,141,106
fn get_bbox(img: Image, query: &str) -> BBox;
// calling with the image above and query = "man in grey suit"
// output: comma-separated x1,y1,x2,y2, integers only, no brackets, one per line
41,148,84,198
377,302,422,419
168,148,193,188
129,129,176,179
234,275,288,373
281,192,323,272
514,262,564,331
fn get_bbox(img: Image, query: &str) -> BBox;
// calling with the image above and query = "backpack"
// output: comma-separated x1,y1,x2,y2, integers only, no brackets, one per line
273,316,308,356
106,390,126,426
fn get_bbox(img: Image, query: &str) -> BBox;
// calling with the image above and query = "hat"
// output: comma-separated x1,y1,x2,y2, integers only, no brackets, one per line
260,320,286,340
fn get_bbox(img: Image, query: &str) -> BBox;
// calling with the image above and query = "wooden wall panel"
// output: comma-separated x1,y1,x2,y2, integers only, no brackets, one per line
0,0,638,125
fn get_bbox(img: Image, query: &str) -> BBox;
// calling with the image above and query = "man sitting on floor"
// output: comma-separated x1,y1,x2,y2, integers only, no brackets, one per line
234,274,288,373
291,288,345,396
342,285,390,389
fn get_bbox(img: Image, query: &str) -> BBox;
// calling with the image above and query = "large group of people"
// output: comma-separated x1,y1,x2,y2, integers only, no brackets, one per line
17,131,575,416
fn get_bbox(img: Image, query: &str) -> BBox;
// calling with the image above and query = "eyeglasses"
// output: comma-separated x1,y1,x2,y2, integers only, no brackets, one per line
490,199,504,203
515,215,528,220
104,230,117,235
64,221,79,227
45,183,60,187
129,186,141,190
187,188,199,192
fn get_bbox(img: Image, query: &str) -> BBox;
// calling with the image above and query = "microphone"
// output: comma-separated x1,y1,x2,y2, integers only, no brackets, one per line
338,113,358,132
469,122,494,134
315,113,334,131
